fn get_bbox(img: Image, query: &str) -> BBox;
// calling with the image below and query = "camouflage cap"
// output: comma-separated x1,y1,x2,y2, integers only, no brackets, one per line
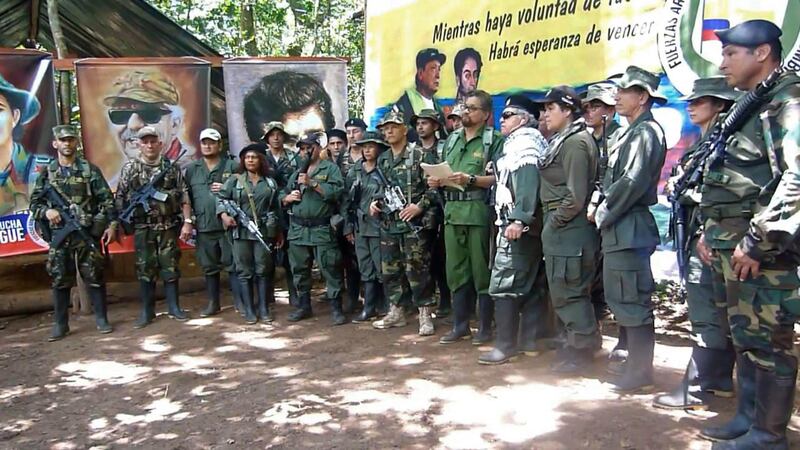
137,126,159,139
410,108,442,127
261,121,290,140
0,73,40,125
582,83,617,106
356,131,389,149
377,110,405,128
447,103,465,118
680,76,740,102
103,71,180,106
612,65,668,105
52,124,79,139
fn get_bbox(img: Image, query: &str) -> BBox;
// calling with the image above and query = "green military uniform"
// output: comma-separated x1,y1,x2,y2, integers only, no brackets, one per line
539,119,601,355
115,127,190,328
217,154,282,324
479,114,550,365
341,132,388,322
281,143,344,322
29,125,114,340
595,66,667,393
653,77,739,410
185,153,239,316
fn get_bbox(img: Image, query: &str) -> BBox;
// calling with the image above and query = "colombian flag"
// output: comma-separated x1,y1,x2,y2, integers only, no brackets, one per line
701,19,730,41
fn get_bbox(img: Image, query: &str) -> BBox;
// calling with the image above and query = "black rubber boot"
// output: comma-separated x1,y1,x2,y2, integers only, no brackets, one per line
653,347,707,410
330,296,347,326
229,272,243,314
608,326,629,375
134,281,157,329
551,346,593,374
287,293,313,322
612,323,655,393
439,286,473,344
353,280,379,323
701,344,736,397
238,277,257,324
711,365,796,450
343,263,361,314
701,354,757,442
165,280,188,321
472,294,494,345
89,285,113,334
255,276,272,323
376,283,389,317
478,299,519,365
48,288,71,341
518,265,552,355
200,274,221,317
281,255,299,308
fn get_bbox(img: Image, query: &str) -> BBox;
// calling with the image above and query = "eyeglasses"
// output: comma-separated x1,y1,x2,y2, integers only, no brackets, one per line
463,104,483,112
108,108,170,125
500,111,518,120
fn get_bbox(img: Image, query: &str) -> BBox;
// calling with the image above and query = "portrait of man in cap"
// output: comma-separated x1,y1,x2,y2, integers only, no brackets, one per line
0,72,51,216
394,48,447,126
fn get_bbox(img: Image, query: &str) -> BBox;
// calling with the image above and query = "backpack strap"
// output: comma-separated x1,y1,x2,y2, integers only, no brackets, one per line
482,127,494,168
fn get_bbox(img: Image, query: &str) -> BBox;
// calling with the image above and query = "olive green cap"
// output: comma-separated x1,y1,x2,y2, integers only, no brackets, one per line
52,124,79,139
410,108,442,128
680,76,740,102
612,65,668,105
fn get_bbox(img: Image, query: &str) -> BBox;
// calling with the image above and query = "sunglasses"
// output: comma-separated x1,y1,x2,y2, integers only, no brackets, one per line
108,108,170,125
501,111,518,120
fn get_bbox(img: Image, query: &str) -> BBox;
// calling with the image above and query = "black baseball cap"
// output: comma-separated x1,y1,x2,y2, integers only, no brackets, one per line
416,48,446,69
538,86,581,111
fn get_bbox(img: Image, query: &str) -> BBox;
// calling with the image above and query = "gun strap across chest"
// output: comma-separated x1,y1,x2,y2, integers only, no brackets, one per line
238,174,259,228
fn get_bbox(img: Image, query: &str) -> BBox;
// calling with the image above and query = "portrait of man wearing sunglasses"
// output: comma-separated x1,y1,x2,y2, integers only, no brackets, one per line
102,71,193,185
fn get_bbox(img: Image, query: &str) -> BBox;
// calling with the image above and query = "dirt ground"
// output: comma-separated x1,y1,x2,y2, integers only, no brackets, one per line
1,281,799,450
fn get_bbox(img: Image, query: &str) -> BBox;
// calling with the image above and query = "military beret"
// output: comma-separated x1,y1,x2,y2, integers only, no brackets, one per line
345,118,367,130
503,94,540,115
53,124,79,139
327,128,348,143
239,142,268,159
410,109,442,127
416,48,446,70
716,19,782,48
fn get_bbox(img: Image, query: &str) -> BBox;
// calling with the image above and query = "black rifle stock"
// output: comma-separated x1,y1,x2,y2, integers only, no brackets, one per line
39,185,99,251
119,149,187,227
219,199,273,253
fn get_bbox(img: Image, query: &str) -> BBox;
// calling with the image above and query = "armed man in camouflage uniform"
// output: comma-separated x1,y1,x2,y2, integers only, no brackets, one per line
429,90,503,345
30,125,114,341
589,66,667,393
478,95,548,365
114,126,194,328
370,111,439,335
342,132,388,323
281,132,346,325
694,21,800,449
412,108,451,318
262,121,299,307
654,78,738,410
185,128,240,317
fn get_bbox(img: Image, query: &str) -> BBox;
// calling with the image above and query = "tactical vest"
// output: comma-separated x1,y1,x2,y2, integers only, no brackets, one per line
46,158,98,225
129,159,183,222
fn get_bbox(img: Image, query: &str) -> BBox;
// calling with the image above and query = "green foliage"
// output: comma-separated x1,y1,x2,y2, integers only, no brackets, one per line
147,0,365,117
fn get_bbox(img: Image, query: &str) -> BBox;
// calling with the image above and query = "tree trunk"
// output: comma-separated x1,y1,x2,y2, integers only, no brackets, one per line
48,0,90,314
240,1,258,56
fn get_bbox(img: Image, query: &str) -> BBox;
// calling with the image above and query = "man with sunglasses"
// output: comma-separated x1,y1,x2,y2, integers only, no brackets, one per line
429,90,503,346
104,71,192,185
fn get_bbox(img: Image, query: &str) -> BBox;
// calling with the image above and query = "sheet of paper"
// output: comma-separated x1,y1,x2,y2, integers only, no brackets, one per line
420,162,465,191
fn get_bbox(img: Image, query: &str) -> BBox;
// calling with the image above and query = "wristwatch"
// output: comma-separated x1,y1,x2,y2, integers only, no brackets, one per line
467,175,477,187
309,180,320,189
184,217,194,224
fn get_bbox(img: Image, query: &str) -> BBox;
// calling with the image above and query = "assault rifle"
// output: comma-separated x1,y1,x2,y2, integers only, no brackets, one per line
119,149,187,227
37,185,99,251
669,67,785,283
219,198,273,253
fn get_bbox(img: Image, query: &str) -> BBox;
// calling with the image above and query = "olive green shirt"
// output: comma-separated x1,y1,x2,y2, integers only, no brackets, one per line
442,125,504,226
281,159,343,245
342,161,382,238
185,157,236,233
216,173,281,240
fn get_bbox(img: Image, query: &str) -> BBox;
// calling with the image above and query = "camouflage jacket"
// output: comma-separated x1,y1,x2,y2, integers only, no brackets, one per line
701,72,800,264
30,157,115,239
376,143,437,235
115,157,189,230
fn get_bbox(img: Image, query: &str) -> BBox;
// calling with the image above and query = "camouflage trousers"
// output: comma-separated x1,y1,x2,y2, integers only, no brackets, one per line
233,238,274,280
134,226,181,282
686,235,729,350
602,247,656,327
46,236,105,289
381,230,435,307
713,248,800,377
354,233,381,282
195,230,234,276
288,242,342,300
